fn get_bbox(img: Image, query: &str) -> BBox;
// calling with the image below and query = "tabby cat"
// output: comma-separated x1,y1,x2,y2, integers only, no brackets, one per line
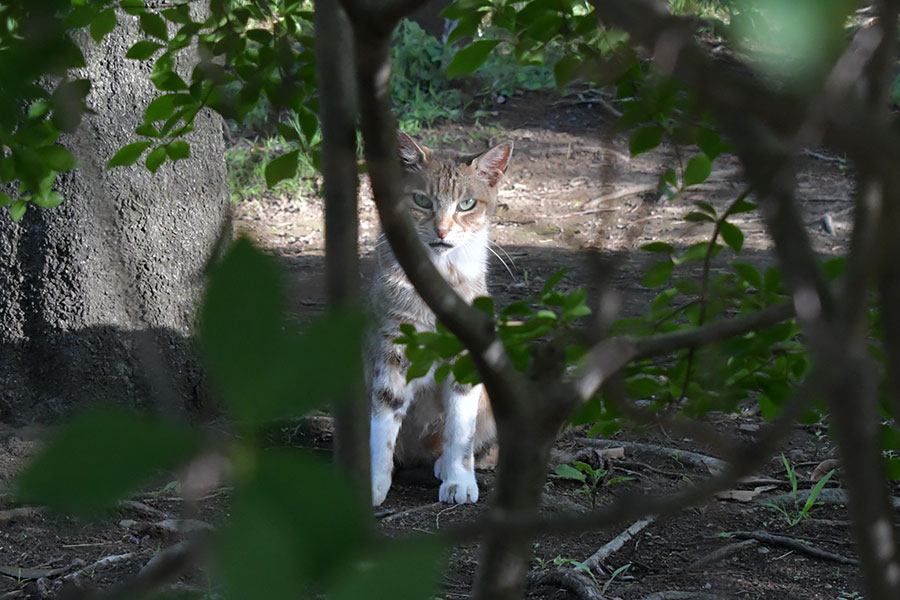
367,132,513,506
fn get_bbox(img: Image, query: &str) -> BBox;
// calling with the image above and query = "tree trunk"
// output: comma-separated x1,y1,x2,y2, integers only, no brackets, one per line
0,7,230,423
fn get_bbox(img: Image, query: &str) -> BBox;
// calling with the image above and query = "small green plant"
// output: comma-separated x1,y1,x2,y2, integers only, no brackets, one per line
536,555,597,582
602,563,631,595
763,453,835,526
554,460,633,510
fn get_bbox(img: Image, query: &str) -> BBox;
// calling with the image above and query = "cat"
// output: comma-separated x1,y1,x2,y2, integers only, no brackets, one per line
367,131,513,506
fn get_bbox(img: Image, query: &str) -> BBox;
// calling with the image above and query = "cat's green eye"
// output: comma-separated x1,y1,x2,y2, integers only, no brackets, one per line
412,193,432,209
458,198,477,211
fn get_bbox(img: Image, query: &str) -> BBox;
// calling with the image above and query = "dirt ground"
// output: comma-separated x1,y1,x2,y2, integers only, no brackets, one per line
0,90,882,600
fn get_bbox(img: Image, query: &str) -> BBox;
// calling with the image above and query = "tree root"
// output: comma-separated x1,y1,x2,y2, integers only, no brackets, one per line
578,438,728,474
529,568,608,600
731,530,859,566
683,538,759,572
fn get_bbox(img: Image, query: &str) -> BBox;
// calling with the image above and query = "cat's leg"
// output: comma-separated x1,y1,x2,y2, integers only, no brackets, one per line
436,379,483,503
369,339,418,507
370,385,412,506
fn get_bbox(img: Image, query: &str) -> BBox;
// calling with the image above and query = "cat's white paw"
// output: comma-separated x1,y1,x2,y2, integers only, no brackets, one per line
438,471,479,504
372,472,392,506
433,455,445,480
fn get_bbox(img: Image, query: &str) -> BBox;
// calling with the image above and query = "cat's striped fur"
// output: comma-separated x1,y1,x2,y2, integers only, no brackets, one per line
367,132,512,505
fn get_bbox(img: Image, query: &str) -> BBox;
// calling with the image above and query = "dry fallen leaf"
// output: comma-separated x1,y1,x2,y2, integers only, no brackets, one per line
810,458,840,482
715,485,777,502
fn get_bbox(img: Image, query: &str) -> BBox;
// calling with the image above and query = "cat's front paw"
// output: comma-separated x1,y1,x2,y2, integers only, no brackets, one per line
438,471,479,504
372,472,392,506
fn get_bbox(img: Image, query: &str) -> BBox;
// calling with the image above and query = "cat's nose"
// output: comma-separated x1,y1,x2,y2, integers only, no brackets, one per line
436,227,449,239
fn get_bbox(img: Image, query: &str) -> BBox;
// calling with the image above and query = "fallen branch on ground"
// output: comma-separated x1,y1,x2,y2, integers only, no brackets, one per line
585,516,656,573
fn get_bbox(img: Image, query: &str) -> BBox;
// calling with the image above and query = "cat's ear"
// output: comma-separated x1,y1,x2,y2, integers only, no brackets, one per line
472,141,513,187
397,131,430,171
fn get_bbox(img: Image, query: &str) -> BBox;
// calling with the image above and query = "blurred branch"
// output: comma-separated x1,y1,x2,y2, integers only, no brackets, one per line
571,301,795,405
315,0,370,502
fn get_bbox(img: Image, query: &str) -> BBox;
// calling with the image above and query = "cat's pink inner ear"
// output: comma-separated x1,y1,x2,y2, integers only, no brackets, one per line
473,142,513,187
397,131,430,170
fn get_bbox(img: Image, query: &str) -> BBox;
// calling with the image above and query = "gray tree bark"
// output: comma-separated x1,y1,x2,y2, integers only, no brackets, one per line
0,7,230,423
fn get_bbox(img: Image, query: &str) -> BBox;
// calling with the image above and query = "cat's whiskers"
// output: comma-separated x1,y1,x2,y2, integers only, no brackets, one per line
489,241,517,274
487,244,515,281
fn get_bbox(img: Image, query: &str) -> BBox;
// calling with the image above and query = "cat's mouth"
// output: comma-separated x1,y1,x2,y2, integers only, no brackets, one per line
428,241,454,250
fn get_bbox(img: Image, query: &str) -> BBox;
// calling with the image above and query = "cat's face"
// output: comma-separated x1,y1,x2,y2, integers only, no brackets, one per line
397,132,512,255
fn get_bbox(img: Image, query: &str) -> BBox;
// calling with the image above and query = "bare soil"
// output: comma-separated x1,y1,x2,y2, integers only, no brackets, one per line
0,90,881,600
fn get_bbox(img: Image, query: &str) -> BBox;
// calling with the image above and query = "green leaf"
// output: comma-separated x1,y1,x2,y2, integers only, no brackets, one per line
720,220,744,252
166,140,190,161
219,450,367,598
201,238,366,426
693,200,717,217
679,242,720,263
150,70,189,92
553,55,582,88
541,268,567,296
434,363,451,385
265,150,300,188
407,357,435,382
145,146,167,173
447,11,483,45
625,375,663,398
451,353,479,385
683,211,715,223
641,241,674,254
37,146,78,172
120,0,147,15
730,198,757,214
162,6,192,24
802,469,834,514
15,410,197,515
447,40,501,79
107,141,152,168
90,9,117,43
629,125,663,157
683,153,712,186
331,539,444,600
296,107,318,142
9,200,27,222
473,296,494,316
555,463,587,483
697,128,727,159
32,189,64,209
145,93,188,122
140,13,169,40
126,40,163,60
822,257,846,281
0,192,12,208
643,261,674,287
731,261,763,289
